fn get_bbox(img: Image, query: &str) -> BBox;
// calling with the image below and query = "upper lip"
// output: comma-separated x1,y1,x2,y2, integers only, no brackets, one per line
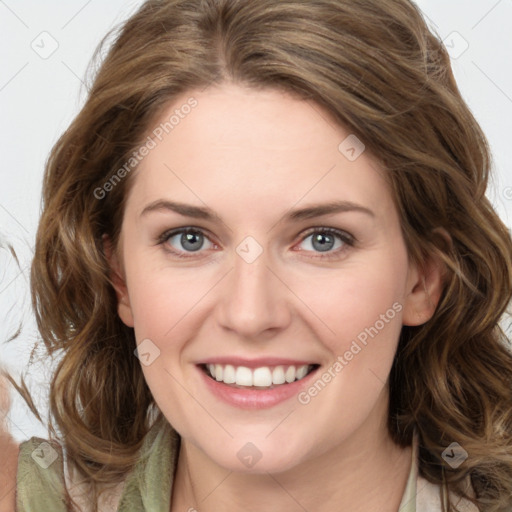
197,357,318,368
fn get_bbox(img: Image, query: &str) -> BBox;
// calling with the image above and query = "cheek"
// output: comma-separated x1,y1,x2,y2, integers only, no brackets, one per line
290,257,407,432
293,255,407,355
126,267,203,415
126,259,207,340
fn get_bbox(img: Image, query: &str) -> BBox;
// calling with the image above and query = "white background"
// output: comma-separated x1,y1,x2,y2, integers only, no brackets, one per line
1,0,511,441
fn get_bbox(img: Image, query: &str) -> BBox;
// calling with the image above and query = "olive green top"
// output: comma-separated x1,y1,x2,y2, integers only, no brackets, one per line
16,421,477,511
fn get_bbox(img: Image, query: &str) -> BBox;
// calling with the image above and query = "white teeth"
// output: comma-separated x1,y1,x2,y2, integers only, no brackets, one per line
272,366,286,385
205,363,313,388
296,365,309,380
223,364,236,384
253,367,272,387
214,364,223,381
285,366,296,383
235,366,253,386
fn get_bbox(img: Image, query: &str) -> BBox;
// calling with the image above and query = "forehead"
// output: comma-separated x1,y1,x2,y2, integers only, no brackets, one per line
127,83,394,222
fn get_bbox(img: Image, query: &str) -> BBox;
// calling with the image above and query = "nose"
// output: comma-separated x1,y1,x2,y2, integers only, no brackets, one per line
215,248,292,340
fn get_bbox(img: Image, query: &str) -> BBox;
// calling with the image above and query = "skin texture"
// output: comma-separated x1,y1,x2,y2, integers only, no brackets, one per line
108,83,444,512
0,375,18,512
0,436,17,512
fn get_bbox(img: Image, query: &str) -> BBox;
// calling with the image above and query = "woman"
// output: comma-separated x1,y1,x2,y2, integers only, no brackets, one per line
15,0,512,511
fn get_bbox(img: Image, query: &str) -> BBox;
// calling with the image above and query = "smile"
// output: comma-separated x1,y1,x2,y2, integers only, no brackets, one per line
202,363,319,389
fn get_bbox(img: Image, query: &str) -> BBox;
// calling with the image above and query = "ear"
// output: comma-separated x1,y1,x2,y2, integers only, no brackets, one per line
402,229,450,327
103,234,134,328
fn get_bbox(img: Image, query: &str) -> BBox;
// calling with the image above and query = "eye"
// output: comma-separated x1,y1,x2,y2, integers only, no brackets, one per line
158,228,216,258
295,227,355,258
157,226,355,260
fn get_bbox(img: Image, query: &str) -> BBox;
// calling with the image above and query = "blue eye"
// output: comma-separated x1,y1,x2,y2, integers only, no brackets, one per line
160,228,215,257
296,228,354,258
157,227,354,260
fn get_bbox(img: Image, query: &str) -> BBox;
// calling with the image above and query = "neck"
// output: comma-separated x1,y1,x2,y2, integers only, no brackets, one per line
171,402,412,512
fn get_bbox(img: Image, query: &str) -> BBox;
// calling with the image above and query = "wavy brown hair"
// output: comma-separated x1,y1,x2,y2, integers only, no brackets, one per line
29,0,512,510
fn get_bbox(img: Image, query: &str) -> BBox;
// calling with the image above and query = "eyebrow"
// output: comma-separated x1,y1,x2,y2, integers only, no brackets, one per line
140,199,375,222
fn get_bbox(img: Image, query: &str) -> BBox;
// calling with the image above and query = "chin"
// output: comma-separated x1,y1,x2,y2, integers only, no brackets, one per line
194,435,313,475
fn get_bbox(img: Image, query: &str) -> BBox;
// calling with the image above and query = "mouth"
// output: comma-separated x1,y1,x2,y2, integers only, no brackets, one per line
199,363,320,390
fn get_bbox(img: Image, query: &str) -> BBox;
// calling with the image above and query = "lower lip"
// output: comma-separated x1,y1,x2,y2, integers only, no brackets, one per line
197,365,319,409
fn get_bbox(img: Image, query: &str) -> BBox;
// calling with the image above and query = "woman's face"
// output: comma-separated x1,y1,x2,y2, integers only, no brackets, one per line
111,83,438,473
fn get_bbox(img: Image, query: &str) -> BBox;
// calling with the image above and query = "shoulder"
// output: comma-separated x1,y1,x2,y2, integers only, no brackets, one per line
17,436,124,512
416,473,480,512
411,429,480,512
15,419,178,512
16,436,68,511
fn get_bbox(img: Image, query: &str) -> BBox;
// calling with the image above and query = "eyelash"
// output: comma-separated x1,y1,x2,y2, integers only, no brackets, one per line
157,226,356,260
